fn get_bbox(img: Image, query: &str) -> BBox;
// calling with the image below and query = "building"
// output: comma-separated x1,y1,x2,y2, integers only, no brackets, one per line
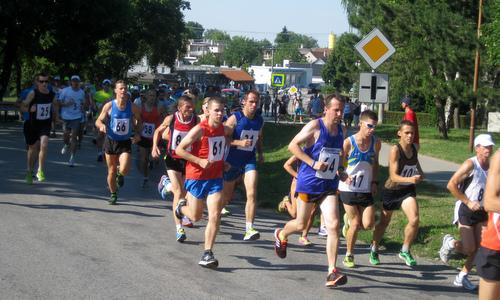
184,39,225,65
248,64,313,91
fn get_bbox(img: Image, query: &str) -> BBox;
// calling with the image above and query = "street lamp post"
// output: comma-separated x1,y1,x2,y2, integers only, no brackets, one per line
469,0,483,152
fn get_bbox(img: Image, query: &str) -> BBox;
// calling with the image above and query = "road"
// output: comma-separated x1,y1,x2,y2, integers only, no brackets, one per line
0,122,474,299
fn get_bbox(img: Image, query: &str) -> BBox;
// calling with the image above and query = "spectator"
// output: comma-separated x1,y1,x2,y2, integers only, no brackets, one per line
401,96,420,149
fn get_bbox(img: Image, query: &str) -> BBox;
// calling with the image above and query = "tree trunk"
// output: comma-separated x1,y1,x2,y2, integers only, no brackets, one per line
0,26,18,101
453,107,460,129
15,57,21,98
444,96,453,130
434,96,448,139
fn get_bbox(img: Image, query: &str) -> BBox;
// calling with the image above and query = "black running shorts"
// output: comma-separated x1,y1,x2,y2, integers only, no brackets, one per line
298,190,337,204
340,191,374,207
24,121,51,145
382,186,416,211
137,138,153,149
476,246,500,281
164,155,186,175
458,203,488,226
104,137,132,155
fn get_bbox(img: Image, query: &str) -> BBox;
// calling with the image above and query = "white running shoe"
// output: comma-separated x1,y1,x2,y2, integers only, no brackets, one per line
453,274,477,290
68,155,75,167
439,234,454,263
61,145,69,155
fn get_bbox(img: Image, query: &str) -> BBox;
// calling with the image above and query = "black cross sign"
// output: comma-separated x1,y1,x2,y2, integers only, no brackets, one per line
360,75,387,100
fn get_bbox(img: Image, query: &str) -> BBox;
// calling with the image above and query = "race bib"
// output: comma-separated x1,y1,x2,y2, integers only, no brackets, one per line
400,164,418,185
36,103,51,120
142,122,155,138
171,129,191,151
208,136,225,161
237,129,259,151
349,170,369,191
315,147,340,179
112,118,130,136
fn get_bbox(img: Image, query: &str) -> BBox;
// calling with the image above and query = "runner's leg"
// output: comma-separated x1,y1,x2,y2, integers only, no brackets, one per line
320,195,341,273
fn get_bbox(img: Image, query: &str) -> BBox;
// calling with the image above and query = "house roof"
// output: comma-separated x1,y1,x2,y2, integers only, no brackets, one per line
309,48,331,61
219,69,254,82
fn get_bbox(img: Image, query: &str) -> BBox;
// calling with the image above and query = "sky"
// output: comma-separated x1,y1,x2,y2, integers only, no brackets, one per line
183,0,351,48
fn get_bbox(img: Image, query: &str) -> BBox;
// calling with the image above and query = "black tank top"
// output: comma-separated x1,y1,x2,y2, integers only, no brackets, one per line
384,143,419,190
29,89,55,126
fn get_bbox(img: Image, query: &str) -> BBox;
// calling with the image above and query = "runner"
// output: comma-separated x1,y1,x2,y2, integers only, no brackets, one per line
152,95,198,242
21,73,60,183
222,90,264,241
277,155,317,246
93,79,114,162
370,120,424,266
478,149,500,300
273,93,348,288
338,110,381,268
58,75,87,167
174,96,229,268
439,134,495,290
95,80,142,204
137,89,163,187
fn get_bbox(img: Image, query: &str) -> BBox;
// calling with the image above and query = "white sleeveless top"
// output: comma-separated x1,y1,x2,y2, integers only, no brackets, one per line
453,156,488,224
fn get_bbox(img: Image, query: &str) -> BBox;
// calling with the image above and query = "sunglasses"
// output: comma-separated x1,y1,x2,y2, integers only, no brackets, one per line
363,121,377,129
38,80,49,84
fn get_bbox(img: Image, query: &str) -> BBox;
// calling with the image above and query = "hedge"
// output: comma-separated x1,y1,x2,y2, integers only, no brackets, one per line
383,111,467,128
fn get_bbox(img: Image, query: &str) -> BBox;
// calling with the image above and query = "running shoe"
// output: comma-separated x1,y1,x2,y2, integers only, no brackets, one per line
221,207,230,216
298,236,312,246
157,175,168,195
399,250,417,266
109,192,117,205
116,172,124,188
25,171,33,184
439,234,454,264
61,144,69,155
175,199,187,220
176,228,186,243
325,269,348,288
199,250,218,269
277,195,290,213
181,216,194,228
69,155,75,167
342,213,350,238
369,250,380,265
453,274,477,290
36,170,45,182
274,228,287,258
243,228,260,241
343,255,355,268
318,225,328,237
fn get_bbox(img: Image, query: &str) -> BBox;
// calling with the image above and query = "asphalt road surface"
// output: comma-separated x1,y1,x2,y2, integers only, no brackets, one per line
0,122,475,299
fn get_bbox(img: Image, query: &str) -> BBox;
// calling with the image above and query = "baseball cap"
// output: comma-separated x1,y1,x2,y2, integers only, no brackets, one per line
70,75,80,81
53,75,61,80
474,134,495,147
401,97,411,105
102,79,112,85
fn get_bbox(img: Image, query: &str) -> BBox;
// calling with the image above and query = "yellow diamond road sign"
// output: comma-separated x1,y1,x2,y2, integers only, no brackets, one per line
355,28,395,70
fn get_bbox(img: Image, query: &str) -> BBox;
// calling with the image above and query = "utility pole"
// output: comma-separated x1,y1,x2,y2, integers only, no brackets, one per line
469,0,483,152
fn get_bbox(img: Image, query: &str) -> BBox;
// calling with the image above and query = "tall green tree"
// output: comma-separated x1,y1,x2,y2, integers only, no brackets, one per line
273,26,318,65
223,36,261,67
322,33,360,92
185,21,204,39
204,29,231,42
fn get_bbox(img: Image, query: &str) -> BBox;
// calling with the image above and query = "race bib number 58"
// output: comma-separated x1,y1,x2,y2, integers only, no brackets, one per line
208,136,225,161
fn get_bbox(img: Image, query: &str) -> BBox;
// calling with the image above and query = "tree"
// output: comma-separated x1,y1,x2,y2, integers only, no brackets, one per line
204,29,231,42
223,36,261,67
186,21,204,39
195,53,222,66
322,33,360,92
273,26,319,65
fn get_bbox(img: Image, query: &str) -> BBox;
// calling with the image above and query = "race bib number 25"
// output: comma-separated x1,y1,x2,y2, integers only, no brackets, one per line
36,103,51,120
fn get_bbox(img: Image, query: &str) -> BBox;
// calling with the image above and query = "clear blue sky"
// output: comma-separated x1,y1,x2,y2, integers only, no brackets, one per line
183,0,350,47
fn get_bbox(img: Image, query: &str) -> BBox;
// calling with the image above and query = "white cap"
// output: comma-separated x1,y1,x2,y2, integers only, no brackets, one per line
102,79,112,85
474,134,495,147
70,75,80,81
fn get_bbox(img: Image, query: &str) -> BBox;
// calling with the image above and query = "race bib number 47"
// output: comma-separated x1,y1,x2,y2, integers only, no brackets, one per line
315,147,340,180
208,136,225,161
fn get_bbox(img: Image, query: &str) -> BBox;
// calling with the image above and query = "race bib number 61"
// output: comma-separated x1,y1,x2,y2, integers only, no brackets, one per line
208,136,225,161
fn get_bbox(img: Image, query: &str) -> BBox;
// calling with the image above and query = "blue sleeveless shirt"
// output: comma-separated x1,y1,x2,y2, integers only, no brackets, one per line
226,111,264,167
107,99,133,141
296,119,344,194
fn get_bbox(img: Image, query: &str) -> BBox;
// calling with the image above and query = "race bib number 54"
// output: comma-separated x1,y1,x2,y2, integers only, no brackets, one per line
208,136,225,161
315,147,340,179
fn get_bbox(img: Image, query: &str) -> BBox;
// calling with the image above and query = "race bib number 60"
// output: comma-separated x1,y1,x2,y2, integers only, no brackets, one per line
208,136,225,161
315,147,340,179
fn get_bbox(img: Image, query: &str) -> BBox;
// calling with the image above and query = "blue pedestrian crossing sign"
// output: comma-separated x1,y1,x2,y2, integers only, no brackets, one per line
271,73,285,87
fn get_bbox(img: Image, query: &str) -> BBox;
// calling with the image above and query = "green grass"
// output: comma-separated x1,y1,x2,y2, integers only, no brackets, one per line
376,124,500,164
2,97,16,103
259,122,465,265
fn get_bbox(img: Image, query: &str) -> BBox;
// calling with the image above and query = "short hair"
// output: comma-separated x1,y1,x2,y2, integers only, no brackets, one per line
207,96,225,108
360,110,378,122
324,93,345,108
244,90,260,101
399,119,414,130
36,72,49,80
202,96,211,105
115,79,126,87
177,95,193,107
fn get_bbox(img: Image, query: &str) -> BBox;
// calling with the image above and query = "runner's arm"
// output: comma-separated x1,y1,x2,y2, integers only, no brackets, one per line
52,95,60,122
371,138,382,194
283,155,298,178
95,102,111,133
131,103,142,142
152,115,172,159
447,159,476,209
20,90,34,112
288,120,325,171
388,145,418,184
225,114,247,147
256,126,264,163
484,150,500,213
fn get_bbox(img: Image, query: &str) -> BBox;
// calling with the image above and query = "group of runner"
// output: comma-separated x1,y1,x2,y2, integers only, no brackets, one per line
19,75,500,296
